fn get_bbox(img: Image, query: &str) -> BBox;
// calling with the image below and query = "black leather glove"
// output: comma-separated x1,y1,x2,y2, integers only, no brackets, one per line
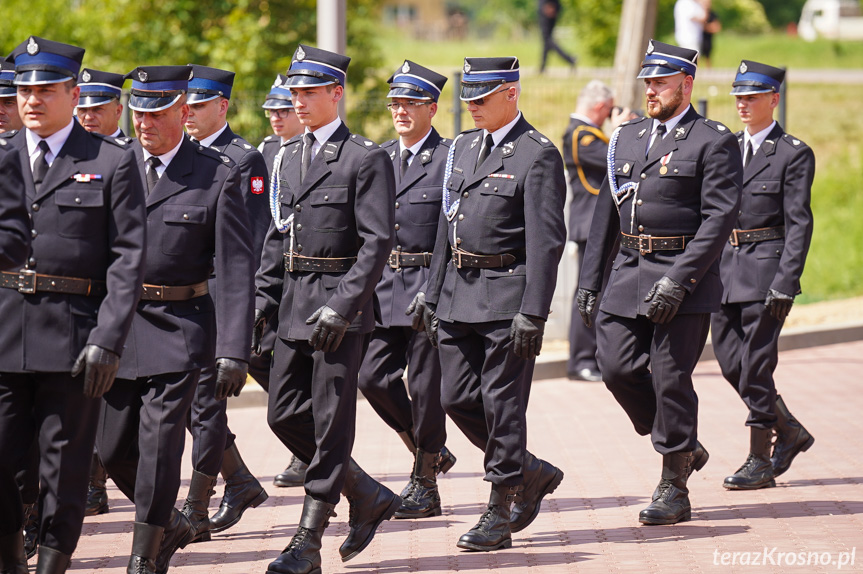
644,276,687,324
765,289,794,321
251,309,267,356
215,358,248,400
306,305,350,353
72,344,120,399
405,292,428,332
510,313,545,360
424,301,439,348
576,288,598,328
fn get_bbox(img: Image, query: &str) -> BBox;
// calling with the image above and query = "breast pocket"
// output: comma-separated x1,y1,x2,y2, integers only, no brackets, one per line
161,204,209,256
310,187,350,232
407,186,442,226
479,179,519,220
750,180,782,216
614,158,636,182
657,159,698,202
55,186,105,238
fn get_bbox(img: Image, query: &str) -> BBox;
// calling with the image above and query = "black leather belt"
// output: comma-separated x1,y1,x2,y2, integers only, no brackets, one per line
451,249,525,269
140,280,209,301
729,226,785,246
389,251,431,269
0,270,107,296
620,232,695,255
284,253,356,273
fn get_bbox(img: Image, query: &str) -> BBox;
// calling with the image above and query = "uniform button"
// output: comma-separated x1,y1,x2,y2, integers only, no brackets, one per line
395,202,400,209
690,278,697,284
762,185,767,190
183,213,190,220
31,229,37,238
673,168,679,174
494,187,498,192
484,183,489,188
324,195,329,201
456,237,462,244
508,269,513,274
295,204,302,212
458,214,464,221
734,246,740,251
279,194,283,200
296,244,303,253
75,197,82,204
738,210,743,216
423,194,428,199
295,224,302,231
394,223,400,230
640,173,647,180
638,225,644,232
31,204,39,212
396,245,402,251
463,192,469,198
28,258,36,268
636,199,643,206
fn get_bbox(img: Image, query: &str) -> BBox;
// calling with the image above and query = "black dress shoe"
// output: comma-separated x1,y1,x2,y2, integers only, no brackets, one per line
567,368,602,382
273,455,307,488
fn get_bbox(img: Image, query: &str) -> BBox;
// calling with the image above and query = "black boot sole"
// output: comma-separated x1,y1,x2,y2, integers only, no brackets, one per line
638,508,692,525
209,488,269,534
510,467,564,533
273,477,305,487
393,504,442,519
723,478,777,490
266,568,321,574
340,495,402,563
456,537,513,552
85,504,109,517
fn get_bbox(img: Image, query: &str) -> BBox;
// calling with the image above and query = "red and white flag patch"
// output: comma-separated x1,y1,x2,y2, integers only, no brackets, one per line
251,177,265,194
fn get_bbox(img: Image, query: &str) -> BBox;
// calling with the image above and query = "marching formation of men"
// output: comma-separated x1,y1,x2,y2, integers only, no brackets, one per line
0,31,814,574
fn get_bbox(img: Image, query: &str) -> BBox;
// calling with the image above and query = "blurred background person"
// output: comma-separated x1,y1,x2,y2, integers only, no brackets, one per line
538,0,576,74
674,0,708,51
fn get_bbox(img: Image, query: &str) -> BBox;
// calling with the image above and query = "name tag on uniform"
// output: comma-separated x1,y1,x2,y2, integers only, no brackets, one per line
72,174,102,182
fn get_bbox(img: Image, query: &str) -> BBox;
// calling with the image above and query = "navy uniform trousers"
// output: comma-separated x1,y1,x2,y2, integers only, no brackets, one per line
186,125,269,475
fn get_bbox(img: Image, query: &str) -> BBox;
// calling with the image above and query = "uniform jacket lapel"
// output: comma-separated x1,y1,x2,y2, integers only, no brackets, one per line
34,122,98,202
644,107,700,168
145,136,194,207
742,123,783,185
397,128,441,197
9,130,37,202
296,123,350,199
465,115,530,188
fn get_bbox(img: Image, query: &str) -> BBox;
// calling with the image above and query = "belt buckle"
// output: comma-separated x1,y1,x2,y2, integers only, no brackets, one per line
454,250,463,269
638,234,653,255
389,251,400,270
288,251,295,272
17,269,36,294
729,229,740,247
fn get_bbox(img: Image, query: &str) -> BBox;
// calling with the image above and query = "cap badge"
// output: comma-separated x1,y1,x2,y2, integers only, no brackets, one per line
646,40,654,55
27,37,39,56
138,70,148,82
463,61,471,74
740,62,748,74
82,70,91,83
296,46,306,61
402,61,410,74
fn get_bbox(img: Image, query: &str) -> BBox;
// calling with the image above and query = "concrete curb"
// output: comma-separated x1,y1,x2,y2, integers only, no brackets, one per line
228,320,863,409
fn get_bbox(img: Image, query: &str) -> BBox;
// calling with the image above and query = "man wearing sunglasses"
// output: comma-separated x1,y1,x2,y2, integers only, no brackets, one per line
358,60,457,521
419,57,567,552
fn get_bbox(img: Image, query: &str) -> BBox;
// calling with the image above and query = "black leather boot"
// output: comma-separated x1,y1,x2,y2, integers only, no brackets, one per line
724,427,776,490
510,454,563,533
652,440,709,500
0,528,28,574
265,495,335,574
438,446,457,475
85,450,109,517
209,442,268,534
639,451,693,525
154,508,194,574
394,449,441,519
273,455,308,488
126,522,163,574
772,394,814,477
181,470,217,542
338,459,401,562
457,484,521,551
22,503,37,560
34,546,69,574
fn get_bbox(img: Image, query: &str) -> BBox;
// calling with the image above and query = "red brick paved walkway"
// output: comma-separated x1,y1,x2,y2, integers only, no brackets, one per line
64,341,863,573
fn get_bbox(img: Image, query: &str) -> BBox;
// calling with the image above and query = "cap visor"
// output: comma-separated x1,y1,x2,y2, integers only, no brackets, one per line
459,83,502,102
77,95,116,108
128,93,183,112
14,70,74,86
283,75,336,88
636,67,684,79
262,98,293,110
386,86,431,100
187,93,220,104
0,87,15,97
730,85,773,96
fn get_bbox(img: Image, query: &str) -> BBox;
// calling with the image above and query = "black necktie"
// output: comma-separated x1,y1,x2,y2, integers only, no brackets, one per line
400,149,411,179
301,132,315,182
32,140,50,188
743,140,752,167
476,133,494,170
647,123,666,158
146,156,161,194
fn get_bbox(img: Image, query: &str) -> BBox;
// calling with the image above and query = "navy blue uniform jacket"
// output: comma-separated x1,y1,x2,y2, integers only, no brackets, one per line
0,124,146,372
119,137,253,378
580,107,742,317
426,115,567,322
256,123,395,340
0,142,30,271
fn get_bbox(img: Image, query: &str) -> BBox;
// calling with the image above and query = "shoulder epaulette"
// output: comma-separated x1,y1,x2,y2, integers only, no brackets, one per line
91,132,133,148
381,139,398,149
621,116,648,128
197,144,235,166
263,134,277,143
526,129,555,147
702,118,731,134
0,130,18,139
781,133,809,150
349,134,377,149
230,137,257,153
439,137,452,148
